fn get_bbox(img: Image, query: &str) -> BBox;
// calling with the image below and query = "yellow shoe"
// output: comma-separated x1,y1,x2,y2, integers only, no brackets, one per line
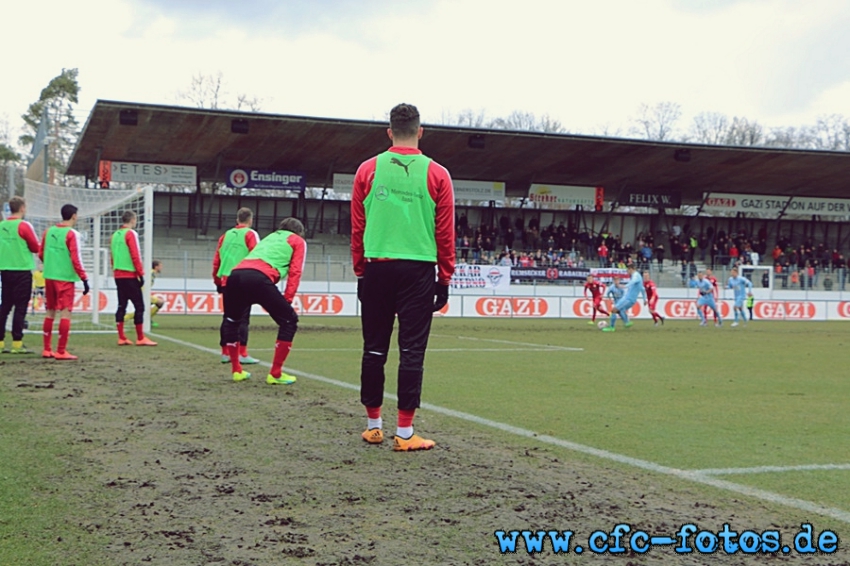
361,428,384,444
266,372,296,385
393,434,435,451
233,371,251,382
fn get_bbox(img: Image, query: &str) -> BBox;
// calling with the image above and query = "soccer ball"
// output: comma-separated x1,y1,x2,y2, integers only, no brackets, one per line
597,320,609,329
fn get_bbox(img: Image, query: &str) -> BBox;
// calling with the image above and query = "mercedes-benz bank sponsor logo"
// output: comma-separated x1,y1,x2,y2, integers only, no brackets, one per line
375,186,389,201
229,169,249,189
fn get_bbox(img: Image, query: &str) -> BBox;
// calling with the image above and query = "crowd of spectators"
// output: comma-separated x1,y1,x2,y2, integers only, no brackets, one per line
454,213,848,290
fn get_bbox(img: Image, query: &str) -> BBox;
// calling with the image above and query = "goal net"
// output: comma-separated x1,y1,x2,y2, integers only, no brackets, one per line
18,179,154,334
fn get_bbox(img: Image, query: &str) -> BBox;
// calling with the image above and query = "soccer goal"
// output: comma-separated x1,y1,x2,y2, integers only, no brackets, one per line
21,179,154,333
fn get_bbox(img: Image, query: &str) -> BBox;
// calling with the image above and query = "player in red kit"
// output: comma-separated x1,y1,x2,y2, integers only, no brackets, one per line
643,271,664,325
704,268,719,323
583,274,609,324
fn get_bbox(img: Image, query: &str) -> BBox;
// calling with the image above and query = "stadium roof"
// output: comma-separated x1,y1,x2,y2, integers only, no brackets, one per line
67,100,850,205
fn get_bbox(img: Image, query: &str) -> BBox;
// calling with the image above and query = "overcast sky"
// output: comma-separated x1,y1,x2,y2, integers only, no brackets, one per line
2,0,849,145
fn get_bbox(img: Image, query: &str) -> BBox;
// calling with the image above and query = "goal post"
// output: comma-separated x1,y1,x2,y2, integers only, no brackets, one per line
21,179,154,333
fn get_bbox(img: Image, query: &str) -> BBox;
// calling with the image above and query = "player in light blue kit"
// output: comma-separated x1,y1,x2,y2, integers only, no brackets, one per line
607,278,624,302
696,271,722,327
602,264,646,332
726,267,753,327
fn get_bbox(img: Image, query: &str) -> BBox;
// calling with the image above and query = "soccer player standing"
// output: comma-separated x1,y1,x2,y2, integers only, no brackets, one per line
351,103,455,451
583,274,608,324
704,268,720,324
642,271,664,326
0,197,40,353
602,265,645,332
111,211,157,346
696,271,722,327
726,267,753,327
38,204,89,360
213,207,260,364
220,217,306,384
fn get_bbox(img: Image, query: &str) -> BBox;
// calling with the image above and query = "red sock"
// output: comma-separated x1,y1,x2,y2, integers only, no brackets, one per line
221,345,228,356
43,318,54,351
398,409,415,428
366,406,381,419
270,340,292,378
117,322,127,341
135,323,144,341
599,306,610,316
58,319,71,353
591,312,596,322
228,342,242,373
239,343,248,357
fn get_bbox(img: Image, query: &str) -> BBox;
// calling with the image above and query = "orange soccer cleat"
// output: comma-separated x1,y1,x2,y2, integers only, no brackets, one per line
393,434,436,452
118,338,133,346
361,428,384,444
53,351,78,361
41,349,54,359
136,337,158,346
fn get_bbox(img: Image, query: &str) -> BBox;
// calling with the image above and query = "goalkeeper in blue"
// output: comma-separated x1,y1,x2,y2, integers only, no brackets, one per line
727,267,753,327
696,271,722,327
602,264,646,332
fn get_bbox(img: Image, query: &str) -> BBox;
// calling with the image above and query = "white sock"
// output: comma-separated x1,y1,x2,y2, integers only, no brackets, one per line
367,417,382,430
396,425,413,439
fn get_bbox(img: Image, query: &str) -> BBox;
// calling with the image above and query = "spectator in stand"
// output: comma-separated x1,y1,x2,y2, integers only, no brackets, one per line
750,246,760,266
837,254,846,290
728,242,739,268
655,243,665,272
597,241,609,267
460,234,470,263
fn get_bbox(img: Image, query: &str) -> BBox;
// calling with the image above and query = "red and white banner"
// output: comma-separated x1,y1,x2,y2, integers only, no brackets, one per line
467,297,557,318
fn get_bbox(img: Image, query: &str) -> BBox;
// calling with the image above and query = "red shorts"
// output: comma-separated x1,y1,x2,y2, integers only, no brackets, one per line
648,296,658,310
592,297,604,308
45,280,77,312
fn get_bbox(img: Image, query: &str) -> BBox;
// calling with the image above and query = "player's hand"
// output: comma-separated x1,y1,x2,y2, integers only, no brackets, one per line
216,284,225,294
357,278,364,302
82,279,90,296
138,276,145,288
433,282,449,312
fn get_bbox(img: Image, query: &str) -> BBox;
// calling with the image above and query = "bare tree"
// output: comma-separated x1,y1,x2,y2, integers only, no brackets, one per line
724,116,764,146
235,93,263,112
632,102,682,141
811,114,850,151
490,111,565,133
178,72,225,109
439,108,490,128
689,112,730,144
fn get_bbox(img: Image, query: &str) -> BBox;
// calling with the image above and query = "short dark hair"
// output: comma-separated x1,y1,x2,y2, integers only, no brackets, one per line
8,196,25,213
152,260,161,269
389,103,420,138
278,217,305,236
237,207,253,224
61,204,78,221
122,210,136,224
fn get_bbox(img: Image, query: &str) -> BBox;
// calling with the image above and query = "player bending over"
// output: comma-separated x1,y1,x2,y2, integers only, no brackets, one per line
39,204,90,360
602,264,645,332
695,271,722,327
726,267,753,327
220,217,306,384
583,274,609,324
642,271,664,325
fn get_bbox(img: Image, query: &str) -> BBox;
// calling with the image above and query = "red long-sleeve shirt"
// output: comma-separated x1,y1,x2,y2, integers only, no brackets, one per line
644,280,658,300
4,215,40,254
235,233,306,303
584,281,606,299
212,224,259,287
38,224,88,281
112,228,144,279
350,146,456,284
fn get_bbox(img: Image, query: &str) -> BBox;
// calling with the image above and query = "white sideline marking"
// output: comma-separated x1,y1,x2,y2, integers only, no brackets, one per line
430,333,583,352
151,331,850,525
696,464,850,476
246,347,566,353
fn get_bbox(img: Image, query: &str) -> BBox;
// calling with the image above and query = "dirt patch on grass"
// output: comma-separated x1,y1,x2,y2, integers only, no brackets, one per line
3,338,848,565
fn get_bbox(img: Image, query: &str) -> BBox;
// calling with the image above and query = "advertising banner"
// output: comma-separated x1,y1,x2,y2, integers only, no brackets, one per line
451,264,511,290
702,193,850,217
453,180,506,201
528,184,603,209
465,296,558,318
510,267,628,282
333,173,355,194
101,161,197,185
227,168,306,191
623,190,682,208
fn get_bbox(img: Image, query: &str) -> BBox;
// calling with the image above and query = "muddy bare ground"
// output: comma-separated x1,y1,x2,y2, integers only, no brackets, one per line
4,338,849,566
